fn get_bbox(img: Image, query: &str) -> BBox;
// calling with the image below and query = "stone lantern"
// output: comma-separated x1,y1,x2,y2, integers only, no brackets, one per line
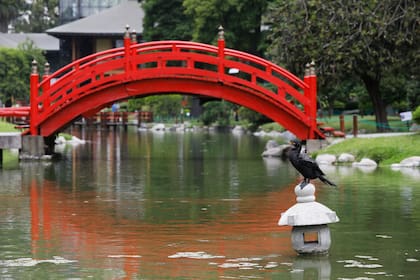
278,183,339,254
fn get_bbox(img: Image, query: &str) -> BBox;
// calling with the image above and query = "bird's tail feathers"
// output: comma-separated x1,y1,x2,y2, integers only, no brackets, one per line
319,175,337,187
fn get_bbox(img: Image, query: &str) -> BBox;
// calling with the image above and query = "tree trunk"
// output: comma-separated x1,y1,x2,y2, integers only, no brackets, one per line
0,22,8,33
361,75,390,132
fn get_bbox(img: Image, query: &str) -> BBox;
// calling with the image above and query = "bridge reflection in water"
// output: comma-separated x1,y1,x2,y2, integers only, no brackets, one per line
27,159,297,278
0,127,416,279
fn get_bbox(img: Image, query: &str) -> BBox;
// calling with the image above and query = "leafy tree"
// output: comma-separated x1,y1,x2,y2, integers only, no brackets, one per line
0,0,26,32
183,0,271,55
266,0,419,132
0,42,45,104
201,100,232,126
319,79,367,117
14,0,58,32
404,79,420,110
148,94,183,120
128,95,183,121
238,107,271,131
127,98,144,112
142,0,193,41
142,0,274,125
413,106,420,125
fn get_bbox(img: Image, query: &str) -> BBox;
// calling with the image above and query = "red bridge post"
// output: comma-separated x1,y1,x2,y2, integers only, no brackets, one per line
124,25,132,77
42,62,51,110
304,61,318,139
30,60,39,135
217,26,225,77
124,25,131,52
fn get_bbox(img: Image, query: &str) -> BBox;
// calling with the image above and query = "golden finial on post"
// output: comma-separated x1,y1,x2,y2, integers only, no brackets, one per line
304,63,311,77
44,62,50,76
309,60,316,76
124,24,130,39
31,60,38,74
218,25,224,40
131,29,137,43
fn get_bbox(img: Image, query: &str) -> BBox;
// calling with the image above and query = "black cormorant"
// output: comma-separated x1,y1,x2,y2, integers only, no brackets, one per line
288,139,337,189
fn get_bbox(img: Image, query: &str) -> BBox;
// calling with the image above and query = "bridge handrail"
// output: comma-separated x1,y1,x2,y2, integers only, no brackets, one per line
133,40,219,54
37,41,307,113
127,41,308,104
130,41,307,90
129,41,309,105
37,41,308,119
30,37,321,139
39,41,306,97
223,48,308,90
39,47,126,88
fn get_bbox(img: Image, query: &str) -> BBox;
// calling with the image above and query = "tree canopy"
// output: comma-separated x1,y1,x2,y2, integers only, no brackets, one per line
142,0,193,41
14,0,58,33
128,95,183,121
266,0,419,131
142,0,270,54
183,0,270,55
1,0,417,131
0,42,46,104
0,0,26,32
0,0,58,33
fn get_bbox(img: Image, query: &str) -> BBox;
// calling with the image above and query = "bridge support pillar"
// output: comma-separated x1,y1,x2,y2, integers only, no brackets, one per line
20,136,45,159
0,133,22,167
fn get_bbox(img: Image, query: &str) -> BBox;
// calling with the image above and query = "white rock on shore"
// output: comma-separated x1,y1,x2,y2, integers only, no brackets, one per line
232,125,245,134
337,153,355,163
315,154,336,165
352,158,378,167
391,156,420,168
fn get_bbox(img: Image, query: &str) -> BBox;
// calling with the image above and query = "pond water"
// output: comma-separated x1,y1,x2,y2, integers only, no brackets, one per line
0,127,419,279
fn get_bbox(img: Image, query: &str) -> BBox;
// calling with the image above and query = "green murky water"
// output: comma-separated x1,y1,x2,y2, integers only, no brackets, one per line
0,128,419,279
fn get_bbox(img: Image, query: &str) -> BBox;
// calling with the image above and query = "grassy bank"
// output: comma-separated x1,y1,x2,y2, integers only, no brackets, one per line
258,116,418,166
0,121,19,132
0,120,20,167
259,115,412,134
317,115,411,133
318,133,420,165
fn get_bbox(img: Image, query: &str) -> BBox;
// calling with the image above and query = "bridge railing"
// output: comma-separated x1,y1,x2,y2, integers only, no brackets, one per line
126,40,312,119
30,26,319,138
129,39,315,132
130,40,309,103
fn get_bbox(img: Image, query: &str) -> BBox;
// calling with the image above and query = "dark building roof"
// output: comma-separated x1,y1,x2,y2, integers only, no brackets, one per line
0,33,59,51
46,1,144,37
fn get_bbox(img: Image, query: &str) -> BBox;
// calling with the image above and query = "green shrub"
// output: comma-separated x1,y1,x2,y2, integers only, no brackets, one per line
200,101,230,126
359,146,400,164
0,121,19,132
59,133,73,141
413,105,420,124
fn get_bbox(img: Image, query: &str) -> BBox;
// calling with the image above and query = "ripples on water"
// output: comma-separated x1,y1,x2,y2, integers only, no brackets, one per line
0,129,419,279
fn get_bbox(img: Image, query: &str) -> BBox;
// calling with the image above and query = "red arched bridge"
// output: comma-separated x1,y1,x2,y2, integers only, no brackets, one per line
1,27,324,140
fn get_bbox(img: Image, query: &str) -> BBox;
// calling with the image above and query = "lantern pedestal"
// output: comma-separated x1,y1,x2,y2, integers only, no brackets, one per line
278,183,339,255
